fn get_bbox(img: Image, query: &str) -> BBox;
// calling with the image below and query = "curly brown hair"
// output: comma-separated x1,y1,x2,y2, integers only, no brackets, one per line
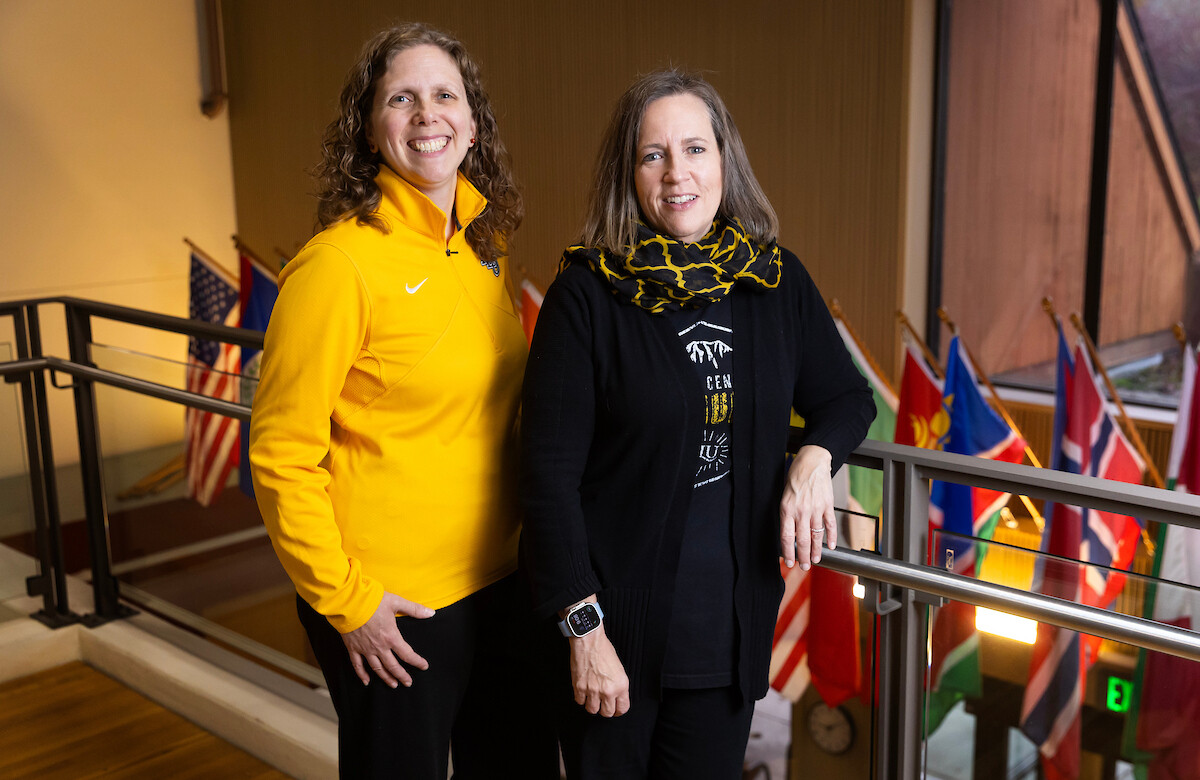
581,69,778,254
315,23,522,266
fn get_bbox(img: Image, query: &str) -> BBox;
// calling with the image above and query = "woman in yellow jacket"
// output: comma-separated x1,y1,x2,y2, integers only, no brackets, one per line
249,23,556,779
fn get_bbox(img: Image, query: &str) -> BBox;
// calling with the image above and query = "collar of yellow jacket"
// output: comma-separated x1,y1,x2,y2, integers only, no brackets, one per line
375,165,487,242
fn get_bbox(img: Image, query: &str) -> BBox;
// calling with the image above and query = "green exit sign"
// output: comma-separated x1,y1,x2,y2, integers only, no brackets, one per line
1106,676,1133,713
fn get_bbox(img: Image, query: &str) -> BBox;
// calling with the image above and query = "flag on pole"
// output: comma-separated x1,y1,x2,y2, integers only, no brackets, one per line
1067,343,1144,611
1134,344,1200,779
1020,327,1145,779
519,278,543,346
237,250,278,498
925,336,1026,733
769,518,864,706
928,337,1026,569
834,318,898,521
769,559,813,701
770,316,893,705
769,460,866,708
1174,344,1200,495
894,339,945,449
185,251,241,507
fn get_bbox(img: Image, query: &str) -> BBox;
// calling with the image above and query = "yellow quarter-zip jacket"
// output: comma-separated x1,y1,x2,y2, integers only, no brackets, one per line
249,166,527,633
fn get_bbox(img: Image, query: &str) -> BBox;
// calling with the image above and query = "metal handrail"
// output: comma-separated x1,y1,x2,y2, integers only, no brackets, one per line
0,296,263,349
0,356,248,420
849,440,1200,528
821,547,1200,662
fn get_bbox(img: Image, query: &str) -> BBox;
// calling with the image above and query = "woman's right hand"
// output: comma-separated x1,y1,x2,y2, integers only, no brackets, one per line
569,625,630,717
341,591,435,688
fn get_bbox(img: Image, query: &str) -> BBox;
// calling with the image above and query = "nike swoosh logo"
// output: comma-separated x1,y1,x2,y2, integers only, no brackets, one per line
405,279,428,294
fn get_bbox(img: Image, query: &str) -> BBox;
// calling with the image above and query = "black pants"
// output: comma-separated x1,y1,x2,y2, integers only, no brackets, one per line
558,685,755,779
298,574,559,779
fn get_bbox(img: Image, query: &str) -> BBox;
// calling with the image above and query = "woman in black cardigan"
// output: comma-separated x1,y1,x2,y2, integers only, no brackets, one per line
520,70,876,779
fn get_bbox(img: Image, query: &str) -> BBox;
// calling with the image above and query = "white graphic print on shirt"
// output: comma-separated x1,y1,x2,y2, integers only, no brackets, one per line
679,319,733,487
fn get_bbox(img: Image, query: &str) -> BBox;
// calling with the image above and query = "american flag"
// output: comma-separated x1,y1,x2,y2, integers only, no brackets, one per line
769,553,863,706
185,251,241,507
1020,327,1144,779
769,561,813,700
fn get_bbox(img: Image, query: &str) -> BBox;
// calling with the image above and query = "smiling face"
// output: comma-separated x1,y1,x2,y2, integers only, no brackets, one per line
366,44,477,215
633,93,723,244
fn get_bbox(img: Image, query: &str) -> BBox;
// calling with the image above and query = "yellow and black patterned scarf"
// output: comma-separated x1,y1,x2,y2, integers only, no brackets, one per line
562,219,782,314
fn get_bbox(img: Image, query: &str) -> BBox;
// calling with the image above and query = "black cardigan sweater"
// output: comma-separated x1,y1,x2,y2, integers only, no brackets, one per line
519,248,875,702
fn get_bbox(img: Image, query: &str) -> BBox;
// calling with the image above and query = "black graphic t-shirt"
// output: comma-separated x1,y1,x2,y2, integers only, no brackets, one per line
661,294,737,689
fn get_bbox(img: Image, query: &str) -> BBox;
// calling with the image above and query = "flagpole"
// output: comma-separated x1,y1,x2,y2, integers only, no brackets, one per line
183,236,215,262
116,453,184,499
830,299,898,398
1042,297,1062,332
232,235,280,280
183,237,237,280
1068,312,1166,490
231,235,264,263
896,311,945,380
935,307,1047,529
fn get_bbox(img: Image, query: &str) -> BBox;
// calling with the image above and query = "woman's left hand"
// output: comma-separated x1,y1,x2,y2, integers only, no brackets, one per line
779,444,836,570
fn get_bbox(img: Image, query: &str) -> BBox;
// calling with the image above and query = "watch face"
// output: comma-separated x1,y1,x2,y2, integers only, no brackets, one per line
568,603,602,636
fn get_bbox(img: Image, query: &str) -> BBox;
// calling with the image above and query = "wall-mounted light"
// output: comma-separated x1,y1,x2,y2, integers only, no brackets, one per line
975,607,1037,644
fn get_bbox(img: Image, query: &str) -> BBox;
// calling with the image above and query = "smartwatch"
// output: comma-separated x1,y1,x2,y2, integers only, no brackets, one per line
557,600,605,638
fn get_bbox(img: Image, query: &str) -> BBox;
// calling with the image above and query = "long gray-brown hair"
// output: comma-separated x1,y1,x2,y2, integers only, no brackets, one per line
315,23,522,266
580,69,778,253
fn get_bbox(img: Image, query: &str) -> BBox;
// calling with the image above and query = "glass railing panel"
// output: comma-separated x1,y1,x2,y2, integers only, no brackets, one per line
88,342,258,406
778,484,879,779
933,526,1200,630
91,382,309,673
0,341,39,621
924,531,1199,778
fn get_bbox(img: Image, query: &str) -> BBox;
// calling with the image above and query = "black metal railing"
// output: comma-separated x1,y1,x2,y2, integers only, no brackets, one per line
0,297,260,627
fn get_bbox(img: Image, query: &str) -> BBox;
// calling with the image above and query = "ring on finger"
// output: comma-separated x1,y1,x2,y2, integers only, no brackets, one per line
811,527,824,535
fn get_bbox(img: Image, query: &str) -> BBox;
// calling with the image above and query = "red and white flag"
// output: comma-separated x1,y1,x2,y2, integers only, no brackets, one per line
184,250,240,507
1136,344,1200,779
1020,330,1144,779
519,278,543,346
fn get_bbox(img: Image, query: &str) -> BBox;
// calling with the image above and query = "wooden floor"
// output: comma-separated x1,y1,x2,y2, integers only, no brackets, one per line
0,662,292,779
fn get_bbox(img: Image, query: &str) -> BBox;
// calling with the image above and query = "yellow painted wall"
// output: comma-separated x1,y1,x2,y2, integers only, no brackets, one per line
0,1,239,474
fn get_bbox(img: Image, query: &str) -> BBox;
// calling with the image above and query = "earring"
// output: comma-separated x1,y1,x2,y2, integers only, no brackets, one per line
470,137,477,146
369,142,379,154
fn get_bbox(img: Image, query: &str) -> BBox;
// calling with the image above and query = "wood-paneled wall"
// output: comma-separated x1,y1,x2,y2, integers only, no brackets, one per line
1101,47,1190,344
220,0,914,379
941,0,1191,374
